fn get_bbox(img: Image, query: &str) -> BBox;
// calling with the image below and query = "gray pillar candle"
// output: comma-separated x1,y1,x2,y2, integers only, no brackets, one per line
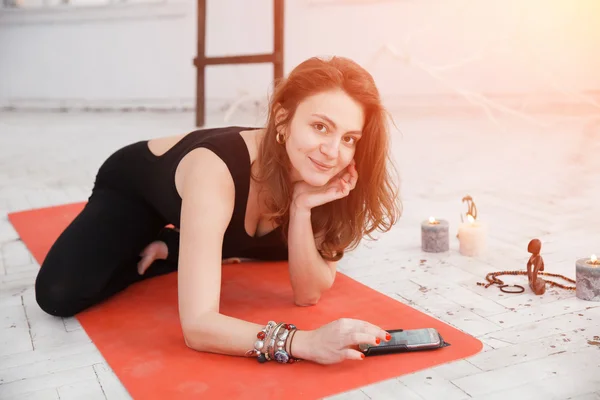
576,255,600,301
421,217,449,253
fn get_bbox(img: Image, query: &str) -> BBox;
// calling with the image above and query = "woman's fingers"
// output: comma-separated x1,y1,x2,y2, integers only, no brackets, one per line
340,162,358,192
362,322,391,343
340,172,351,185
340,179,350,195
334,172,352,195
137,255,152,275
342,348,366,361
341,332,381,348
137,241,168,275
348,163,358,186
299,167,357,209
351,319,391,342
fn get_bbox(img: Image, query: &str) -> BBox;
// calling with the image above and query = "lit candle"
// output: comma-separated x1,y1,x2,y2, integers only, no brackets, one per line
576,254,600,302
457,214,486,257
421,216,449,253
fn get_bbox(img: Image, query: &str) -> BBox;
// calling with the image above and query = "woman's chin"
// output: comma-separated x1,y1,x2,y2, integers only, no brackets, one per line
301,172,331,187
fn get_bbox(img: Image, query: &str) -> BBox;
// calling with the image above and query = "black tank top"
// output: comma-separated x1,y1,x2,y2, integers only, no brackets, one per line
97,126,288,261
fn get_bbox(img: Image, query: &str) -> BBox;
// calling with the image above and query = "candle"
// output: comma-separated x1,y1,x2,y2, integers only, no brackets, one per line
421,216,449,253
457,214,486,257
576,254,600,302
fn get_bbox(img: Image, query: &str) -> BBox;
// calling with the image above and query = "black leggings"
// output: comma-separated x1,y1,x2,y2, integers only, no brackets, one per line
35,188,180,317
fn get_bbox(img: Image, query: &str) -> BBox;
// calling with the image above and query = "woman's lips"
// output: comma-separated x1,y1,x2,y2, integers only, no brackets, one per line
309,157,335,171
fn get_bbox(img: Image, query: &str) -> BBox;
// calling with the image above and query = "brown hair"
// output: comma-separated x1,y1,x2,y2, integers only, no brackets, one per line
254,56,402,261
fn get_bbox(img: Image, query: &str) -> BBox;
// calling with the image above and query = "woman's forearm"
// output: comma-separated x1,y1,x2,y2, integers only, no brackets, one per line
183,312,312,360
286,205,336,305
183,312,263,355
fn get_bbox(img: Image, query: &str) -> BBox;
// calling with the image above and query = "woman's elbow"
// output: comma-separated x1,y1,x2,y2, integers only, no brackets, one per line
182,325,203,350
294,295,321,307
180,316,213,350
183,335,194,349
293,279,335,306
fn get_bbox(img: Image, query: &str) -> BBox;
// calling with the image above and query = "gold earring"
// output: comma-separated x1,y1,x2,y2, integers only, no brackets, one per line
276,131,286,144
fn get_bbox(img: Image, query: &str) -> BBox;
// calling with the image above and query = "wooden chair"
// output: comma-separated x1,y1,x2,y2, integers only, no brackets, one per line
193,0,285,127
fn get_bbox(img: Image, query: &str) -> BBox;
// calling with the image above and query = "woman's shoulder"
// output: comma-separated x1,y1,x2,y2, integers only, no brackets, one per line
238,128,265,164
175,127,264,196
187,125,264,165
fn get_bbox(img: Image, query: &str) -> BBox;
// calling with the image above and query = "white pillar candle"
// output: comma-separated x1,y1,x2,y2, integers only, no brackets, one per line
457,215,486,257
576,254,600,302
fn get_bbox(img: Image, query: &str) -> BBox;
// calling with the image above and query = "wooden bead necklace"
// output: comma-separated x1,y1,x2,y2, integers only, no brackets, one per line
477,270,576,294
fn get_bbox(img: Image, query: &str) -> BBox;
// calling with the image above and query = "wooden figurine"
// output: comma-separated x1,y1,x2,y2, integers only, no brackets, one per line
527,239,546,295
457,195,478,239
461,195,478,222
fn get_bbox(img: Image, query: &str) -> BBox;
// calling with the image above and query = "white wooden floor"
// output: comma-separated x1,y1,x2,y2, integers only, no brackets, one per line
1,109,600,400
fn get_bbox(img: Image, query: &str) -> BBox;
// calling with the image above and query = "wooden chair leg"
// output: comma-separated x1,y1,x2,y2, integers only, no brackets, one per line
195,0,206,127
194,0,284,127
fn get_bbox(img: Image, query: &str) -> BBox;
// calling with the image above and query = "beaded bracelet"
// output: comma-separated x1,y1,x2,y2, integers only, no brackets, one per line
282,326,300,364
245,320,276,358
245,322,301,364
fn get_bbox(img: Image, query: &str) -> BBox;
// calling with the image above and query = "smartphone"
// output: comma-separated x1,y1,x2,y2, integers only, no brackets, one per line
359,328,450,356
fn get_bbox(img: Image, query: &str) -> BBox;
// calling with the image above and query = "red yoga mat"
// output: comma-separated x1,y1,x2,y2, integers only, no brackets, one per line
9,202,483,400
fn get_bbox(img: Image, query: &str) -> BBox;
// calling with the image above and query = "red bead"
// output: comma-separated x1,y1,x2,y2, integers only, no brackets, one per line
257,331,266,340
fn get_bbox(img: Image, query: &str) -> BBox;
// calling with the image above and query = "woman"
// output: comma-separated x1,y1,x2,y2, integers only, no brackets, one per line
35,56,401,365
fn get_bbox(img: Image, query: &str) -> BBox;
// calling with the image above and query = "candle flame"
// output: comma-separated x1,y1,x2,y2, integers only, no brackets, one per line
467,214,475,224
587,254,600,266
429,216,436,223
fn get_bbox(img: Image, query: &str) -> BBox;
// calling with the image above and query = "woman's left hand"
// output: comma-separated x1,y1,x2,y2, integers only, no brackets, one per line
292,160,358,211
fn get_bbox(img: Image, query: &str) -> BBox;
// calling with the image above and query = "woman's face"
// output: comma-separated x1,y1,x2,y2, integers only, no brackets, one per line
282,89,365,187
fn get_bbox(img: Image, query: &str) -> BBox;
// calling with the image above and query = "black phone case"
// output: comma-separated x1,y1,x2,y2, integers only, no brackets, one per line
361,329,451,357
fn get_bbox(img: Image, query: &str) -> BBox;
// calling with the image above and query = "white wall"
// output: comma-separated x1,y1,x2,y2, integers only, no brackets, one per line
1,0,599,113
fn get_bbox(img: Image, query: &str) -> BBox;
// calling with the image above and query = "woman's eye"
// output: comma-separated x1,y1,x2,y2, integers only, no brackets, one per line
313,123,327,133
343,136,357,145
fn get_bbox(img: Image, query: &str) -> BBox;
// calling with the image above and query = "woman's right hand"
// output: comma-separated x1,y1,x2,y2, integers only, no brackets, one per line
291,318,391,364
292,160,358,211
137,240,169,275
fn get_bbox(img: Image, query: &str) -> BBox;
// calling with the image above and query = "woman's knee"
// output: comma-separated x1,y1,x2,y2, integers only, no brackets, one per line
34,269,85,318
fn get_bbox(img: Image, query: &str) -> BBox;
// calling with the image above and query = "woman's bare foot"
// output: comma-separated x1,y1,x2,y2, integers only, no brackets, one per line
137,241,169,275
